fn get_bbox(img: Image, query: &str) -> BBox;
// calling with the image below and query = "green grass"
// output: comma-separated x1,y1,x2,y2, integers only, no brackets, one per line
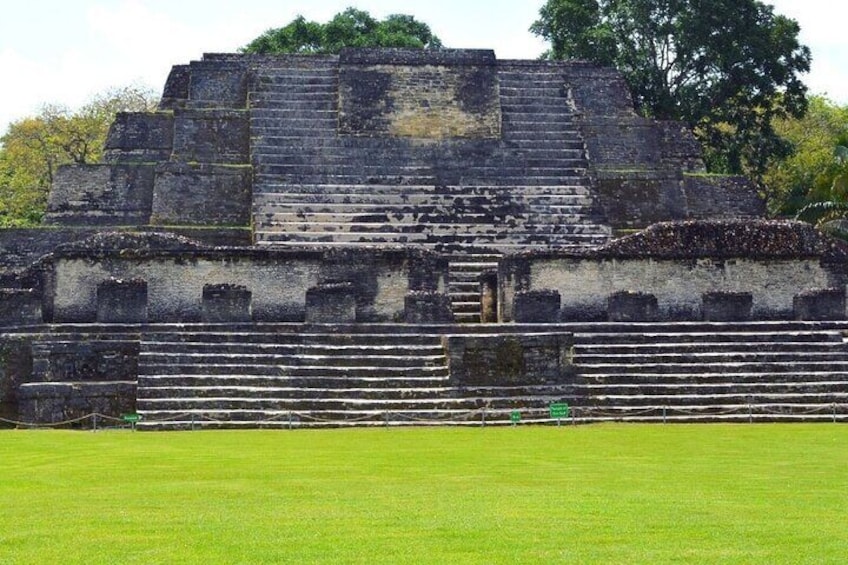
0,425,846,564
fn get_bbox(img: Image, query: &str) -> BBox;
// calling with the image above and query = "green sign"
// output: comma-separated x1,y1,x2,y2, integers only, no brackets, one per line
510,410,521,424
549,403,570,419
122,413,141,423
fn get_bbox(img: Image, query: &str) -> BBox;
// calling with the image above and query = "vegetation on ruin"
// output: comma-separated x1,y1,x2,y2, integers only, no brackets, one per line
0,425,846,563
241,8,442,55
532,0,811,185
0,86,158,228
761,96,848,219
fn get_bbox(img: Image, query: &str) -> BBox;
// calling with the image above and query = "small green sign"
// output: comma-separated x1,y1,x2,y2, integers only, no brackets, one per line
510,410,521,424
122,413,141,423
549,403,570,419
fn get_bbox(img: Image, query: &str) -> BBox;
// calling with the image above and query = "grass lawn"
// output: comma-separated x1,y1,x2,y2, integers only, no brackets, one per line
0,424,846,564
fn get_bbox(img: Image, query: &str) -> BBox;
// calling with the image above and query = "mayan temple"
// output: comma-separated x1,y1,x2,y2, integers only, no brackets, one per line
1,49,846,427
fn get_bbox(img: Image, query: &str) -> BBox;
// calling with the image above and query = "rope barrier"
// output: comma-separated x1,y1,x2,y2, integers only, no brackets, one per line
1,404,846,429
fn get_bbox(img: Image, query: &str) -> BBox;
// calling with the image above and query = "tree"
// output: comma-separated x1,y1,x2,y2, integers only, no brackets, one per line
763,96,848,215
531,0,811,182
0,85,158,227
241,7,442,54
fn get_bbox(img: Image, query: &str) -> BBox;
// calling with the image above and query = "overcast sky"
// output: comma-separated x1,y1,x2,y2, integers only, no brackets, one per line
1,0,845,134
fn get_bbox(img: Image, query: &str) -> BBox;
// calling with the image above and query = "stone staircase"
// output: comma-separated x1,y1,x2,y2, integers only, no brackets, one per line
248,58,612,253
447,253,500,323
570,322,848,422
135,325,572,428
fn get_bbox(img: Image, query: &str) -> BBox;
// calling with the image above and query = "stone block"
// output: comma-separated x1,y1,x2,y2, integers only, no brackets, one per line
151,163,251,226
96,279,148,323
514,290,561,323
306,283,357,324
446,333,574,387
17,382,137,425
794,288,846,321
0,289,42,325
46,164,155,226
103,112,174,163
187,60,247,108
202,284,252,323
607,291,658,322
171,108,249,164
160,64,191,109
404,292,454,324
339,49,500,139
702,291,752,322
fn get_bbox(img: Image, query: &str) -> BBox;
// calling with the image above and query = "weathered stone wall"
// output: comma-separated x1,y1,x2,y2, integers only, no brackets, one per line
0,228,250,275
339,49,500,139
445,333,574,387
501,256,841,322
48,240,444,323
151,163,252,226
683,175,766,219
46,164,156,225
499,221,848,321
170,109,249,164
0,337,33,422
17,382,137,425
104,112,174,163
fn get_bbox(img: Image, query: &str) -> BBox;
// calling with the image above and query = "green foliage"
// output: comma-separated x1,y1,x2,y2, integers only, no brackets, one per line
0,85,158,227
531,0,811,182
1,426,847,563
241,7,442,54
765,96,848,216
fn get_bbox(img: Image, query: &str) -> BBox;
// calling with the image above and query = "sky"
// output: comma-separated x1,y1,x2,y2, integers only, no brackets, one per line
0,0,846,135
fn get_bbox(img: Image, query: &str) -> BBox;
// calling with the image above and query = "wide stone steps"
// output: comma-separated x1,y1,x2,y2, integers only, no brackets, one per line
134,326,579,428
568,323,848,421
137,330,453,426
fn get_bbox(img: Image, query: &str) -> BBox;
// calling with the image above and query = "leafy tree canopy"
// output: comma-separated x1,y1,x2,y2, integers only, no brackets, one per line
531,0,812,182
764,96,848,216
242,7,442,54
0,85,158,227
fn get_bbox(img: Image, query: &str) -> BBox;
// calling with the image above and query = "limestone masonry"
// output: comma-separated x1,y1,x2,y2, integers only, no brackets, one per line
1,49,845,427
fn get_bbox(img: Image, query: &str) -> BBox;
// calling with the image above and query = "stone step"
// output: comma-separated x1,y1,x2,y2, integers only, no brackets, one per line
254,209,600,225
577,370,848,385
576,351,848,364
575,341,848,354
139,363,450,377
252,183,595,197
577,391,848,407
138,385,459,400
567,406,848,420
577,360,848,375
248,97,338,111
138,374,451,389
137,394,569,412
140,351,447,368
253,231,611,245
145,341,445,356
134,406,556,428
577,381,848,396
254,204,601,218
142,332,444,346
574,330,845,344
254,174,593,187
253,221,612,236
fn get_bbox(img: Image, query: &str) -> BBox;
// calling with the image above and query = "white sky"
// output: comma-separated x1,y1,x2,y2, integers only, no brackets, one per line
0,0,845,134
